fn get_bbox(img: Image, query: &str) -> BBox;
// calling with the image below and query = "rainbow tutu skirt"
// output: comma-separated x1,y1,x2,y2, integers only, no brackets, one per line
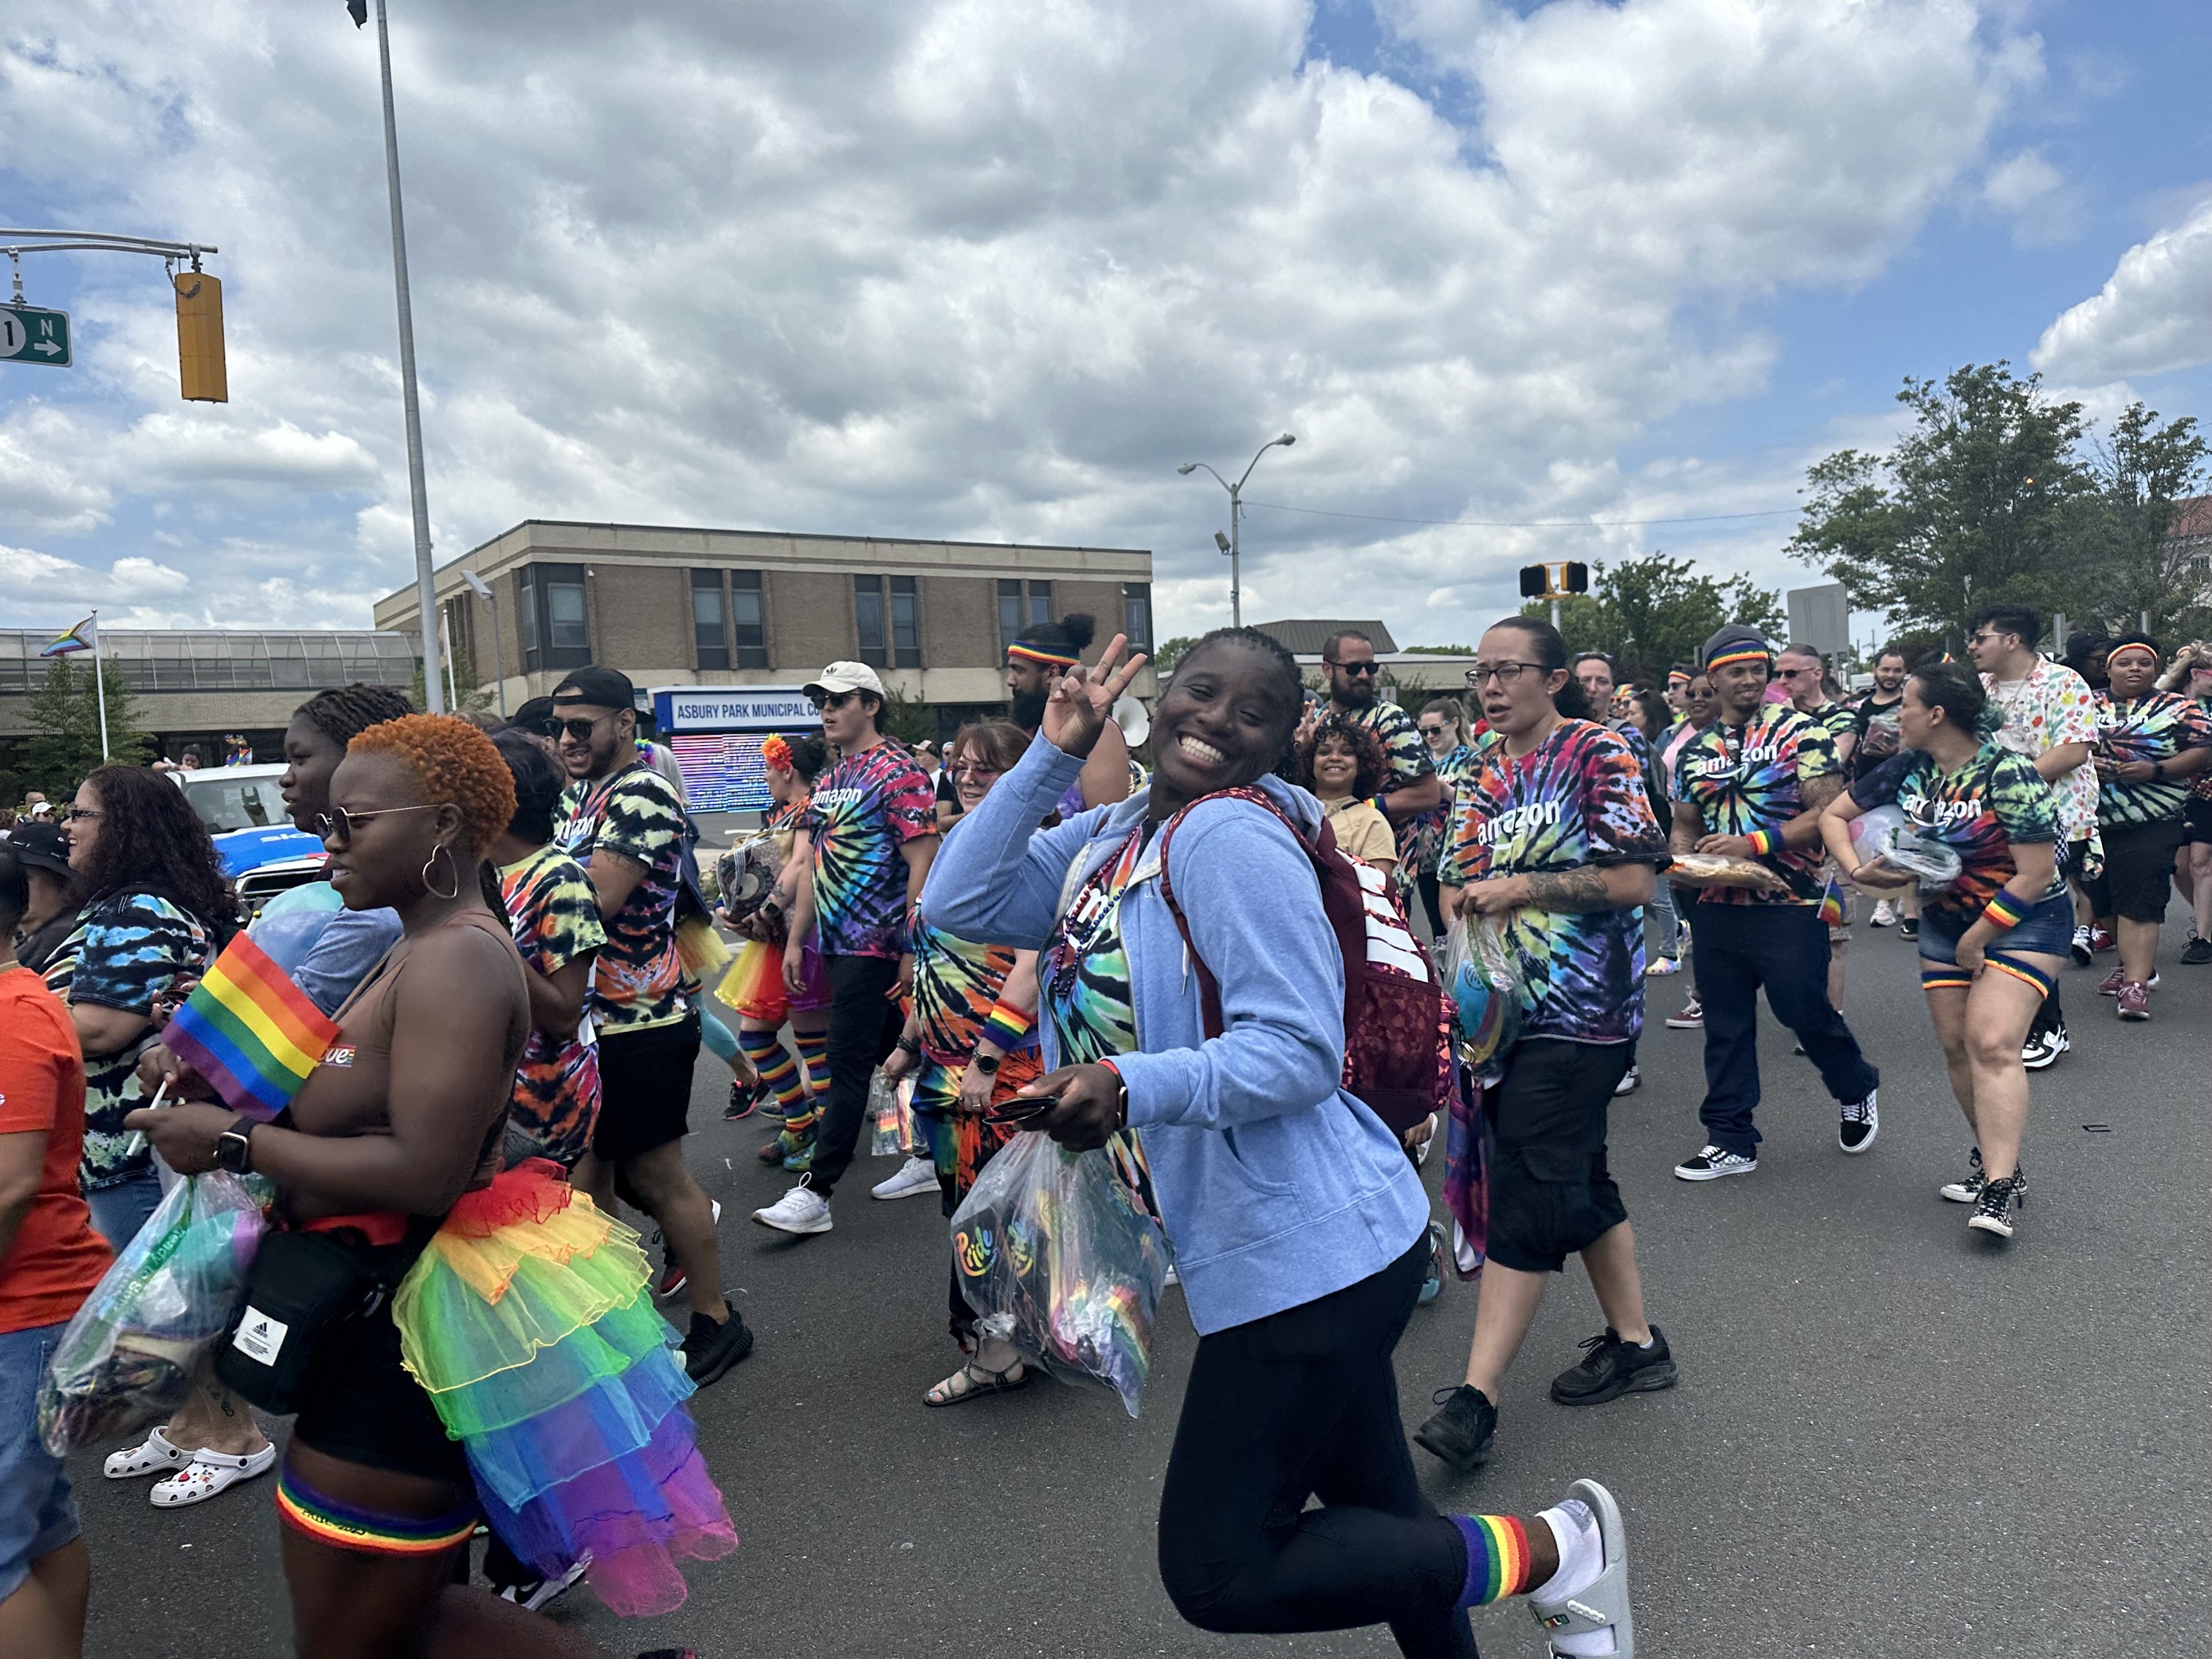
392,1160,735,1617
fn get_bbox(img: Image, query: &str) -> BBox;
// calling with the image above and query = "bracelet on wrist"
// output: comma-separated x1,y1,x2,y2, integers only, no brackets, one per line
1747,829,1775,857
1097,1057,1130,1128
1981,891,2027,932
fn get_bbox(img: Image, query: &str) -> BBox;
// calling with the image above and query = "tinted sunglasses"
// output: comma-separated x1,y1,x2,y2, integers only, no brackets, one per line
547,712,612,742
316,802,444,842
1326,660,1380,677
809,690,860,711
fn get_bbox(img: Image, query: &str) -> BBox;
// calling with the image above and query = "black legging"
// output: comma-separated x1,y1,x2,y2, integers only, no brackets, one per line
1156,1240,1475,1658
1418,872,1445,940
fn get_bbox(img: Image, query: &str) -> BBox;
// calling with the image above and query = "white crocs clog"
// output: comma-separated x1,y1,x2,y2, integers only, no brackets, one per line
104,1426,192,1481
149,1443,276,1508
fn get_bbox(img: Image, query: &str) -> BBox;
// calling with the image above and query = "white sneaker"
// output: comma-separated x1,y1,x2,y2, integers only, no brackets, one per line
752,1186,833,1235
871,1155,939,1201
1613,1065,1641,1096
1869,900,1895,928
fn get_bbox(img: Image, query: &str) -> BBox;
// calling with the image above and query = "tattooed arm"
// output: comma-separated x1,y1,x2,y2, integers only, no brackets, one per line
1462,861,1653,916
1782,772,1843,849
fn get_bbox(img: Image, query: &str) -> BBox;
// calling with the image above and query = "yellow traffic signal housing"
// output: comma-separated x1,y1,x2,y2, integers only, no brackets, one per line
175,270,227,402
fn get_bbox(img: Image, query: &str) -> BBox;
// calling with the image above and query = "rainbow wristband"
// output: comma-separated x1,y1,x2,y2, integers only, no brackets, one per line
1747,829,1776,857
981,1003,1034,1051
1982,891,2028,931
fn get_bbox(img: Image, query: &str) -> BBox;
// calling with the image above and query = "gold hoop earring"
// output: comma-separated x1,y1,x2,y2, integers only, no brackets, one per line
421,845,461,900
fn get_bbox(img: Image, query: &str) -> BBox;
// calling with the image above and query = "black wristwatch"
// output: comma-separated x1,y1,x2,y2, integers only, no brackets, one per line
973,1053,1001,1076
2151,762,2167,783
213,1116,255,1175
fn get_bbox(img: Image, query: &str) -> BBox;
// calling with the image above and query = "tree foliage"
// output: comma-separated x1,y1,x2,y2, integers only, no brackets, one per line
1518,553,1783,681
1790,363,2208,645
1150,636,1200,679
22,656,152,798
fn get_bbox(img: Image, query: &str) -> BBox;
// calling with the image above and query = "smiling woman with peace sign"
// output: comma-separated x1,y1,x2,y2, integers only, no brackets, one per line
921,627,1640,1659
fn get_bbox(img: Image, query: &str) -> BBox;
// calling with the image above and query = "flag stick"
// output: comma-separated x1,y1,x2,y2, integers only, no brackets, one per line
119,1075,171,1161
90,606,110,759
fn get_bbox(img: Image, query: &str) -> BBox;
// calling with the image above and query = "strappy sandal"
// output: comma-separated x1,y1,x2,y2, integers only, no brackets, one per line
923,1358,1030,1408
1528,1477,1635,1658
105,1425,192,1480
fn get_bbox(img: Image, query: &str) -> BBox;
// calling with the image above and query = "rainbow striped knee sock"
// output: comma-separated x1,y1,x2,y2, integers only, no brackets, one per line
740,1029,804,1113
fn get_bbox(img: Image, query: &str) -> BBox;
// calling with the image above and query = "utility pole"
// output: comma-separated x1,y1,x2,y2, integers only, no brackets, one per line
1179,433,1296,629
354,0,444,712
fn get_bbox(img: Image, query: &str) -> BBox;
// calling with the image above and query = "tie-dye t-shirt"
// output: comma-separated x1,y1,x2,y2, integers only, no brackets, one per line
911,916,1034,1067
498,842,608,1167
1445,720,1667,1044
555,763,686,1032
1849,744,2064,921
2092,690,2212,826
1406,743,1481,877
42,891,217,1189
804,742,937,959
1671,701,1842,906
1334,698,1436,873
1041,825,1144,1067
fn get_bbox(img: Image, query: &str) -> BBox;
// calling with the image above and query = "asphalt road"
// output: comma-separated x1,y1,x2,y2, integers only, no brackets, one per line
75,909,2210,1659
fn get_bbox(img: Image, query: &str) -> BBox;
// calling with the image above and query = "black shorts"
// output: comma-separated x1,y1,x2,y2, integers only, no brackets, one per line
1485,1037,1631,1275
2185,798,2212,845
592,1012,703,1162
291,1269,468,1483
2085,819,2185,924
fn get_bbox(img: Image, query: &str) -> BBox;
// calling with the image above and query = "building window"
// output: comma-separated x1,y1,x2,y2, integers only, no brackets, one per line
516,563,591,671
731,570,767,668
997,579,1053,656
855,575,922,669
1122,582,1153,652
690,570,730,670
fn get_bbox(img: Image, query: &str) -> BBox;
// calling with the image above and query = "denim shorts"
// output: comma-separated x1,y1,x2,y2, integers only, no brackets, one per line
1,1321,81,1602
1917,890,2075,970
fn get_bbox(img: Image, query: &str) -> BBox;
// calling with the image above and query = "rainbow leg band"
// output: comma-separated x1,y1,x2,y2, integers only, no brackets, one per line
1452,1512,1533,1607
276,1464,477,1558
1920,963,1975,993
1987,955,2056,998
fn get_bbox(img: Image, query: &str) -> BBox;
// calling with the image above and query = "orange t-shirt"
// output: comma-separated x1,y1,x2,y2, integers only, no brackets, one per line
0,964,113,1332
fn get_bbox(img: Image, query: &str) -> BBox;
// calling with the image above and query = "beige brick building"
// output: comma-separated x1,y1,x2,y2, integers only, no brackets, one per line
372,520,1155,734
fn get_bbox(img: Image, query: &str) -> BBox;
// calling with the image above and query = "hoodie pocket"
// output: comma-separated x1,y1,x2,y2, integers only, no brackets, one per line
1218,1123,1301,1199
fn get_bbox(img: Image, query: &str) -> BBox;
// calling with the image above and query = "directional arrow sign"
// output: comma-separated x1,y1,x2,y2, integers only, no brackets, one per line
0,306,72,367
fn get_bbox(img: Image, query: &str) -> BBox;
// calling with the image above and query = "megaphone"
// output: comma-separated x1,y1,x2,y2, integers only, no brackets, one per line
1112,694,1150,748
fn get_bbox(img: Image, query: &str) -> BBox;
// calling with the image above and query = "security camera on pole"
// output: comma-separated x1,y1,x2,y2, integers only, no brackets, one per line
1177,433,1296,629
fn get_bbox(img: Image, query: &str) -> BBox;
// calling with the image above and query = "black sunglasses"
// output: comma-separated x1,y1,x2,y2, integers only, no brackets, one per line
548,712,614,742
809,690,860,711
1326,660,1380,677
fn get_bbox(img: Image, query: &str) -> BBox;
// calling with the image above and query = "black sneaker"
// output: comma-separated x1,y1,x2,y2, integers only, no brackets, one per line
1413,1384,1496,1473
1549,1326,1678,1406
724,1077,764,1120
2185,937,2212,967
1899,916,1919,941
1838,1088,1879,1154
1967,1172,2024,1239
681,1302,755,1386
1938,1147,1985,1202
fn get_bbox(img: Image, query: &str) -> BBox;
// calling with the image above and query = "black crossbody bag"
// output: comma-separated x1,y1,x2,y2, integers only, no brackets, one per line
214,1227,383,1415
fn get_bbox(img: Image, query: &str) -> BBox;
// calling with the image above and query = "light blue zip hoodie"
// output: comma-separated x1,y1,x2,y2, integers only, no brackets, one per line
920,733,1430,1335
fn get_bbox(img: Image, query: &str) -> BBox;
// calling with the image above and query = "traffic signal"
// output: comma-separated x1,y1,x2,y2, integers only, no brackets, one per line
175,271,227,402
1520,562,1591,598
1563,561,1588,594
1519,564,1547,598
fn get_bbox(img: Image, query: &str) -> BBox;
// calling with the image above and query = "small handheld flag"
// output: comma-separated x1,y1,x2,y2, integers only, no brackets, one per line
162,933,342,1121
41,617,96,658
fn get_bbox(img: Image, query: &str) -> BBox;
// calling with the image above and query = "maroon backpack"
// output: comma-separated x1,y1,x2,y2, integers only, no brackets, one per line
1155,787,1452,1132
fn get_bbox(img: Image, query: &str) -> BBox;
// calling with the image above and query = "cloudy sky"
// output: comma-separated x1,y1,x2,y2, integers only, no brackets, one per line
3,0,2210,651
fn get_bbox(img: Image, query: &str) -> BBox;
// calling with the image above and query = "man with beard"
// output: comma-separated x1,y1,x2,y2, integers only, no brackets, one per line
1852,649,1912,929
1001,614,1133,819
1315,630,1444,874
551,666,752,1385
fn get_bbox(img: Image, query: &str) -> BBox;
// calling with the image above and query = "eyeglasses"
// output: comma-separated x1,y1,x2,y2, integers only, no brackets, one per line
1325,660,1380,677
551,713,612,742
808,690,859,711
316,803,445,843
950,763,1002,780
61,806,103,822
1465,662,1539,687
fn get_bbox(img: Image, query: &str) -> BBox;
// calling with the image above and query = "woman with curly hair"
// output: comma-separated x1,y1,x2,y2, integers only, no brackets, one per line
1294,714,1398,879
49,763,238,1249
138,714,732,1653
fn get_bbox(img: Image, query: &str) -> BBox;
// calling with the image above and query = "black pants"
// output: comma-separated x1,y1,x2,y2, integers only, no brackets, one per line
1689,903,1877,1157
1157,1240,1475,1659
800,953,903,1200
1417,872,1445,940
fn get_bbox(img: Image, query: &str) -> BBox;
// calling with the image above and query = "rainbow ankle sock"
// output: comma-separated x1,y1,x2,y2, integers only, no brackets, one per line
741,1030,804,1112
1451,1513,1535,1608
794,1030,831,1096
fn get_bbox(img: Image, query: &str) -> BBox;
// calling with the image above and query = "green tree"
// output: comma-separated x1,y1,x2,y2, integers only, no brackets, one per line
408,637,496,717
2073,402,2210,641
22,656,152,798
875,684,935,747
1520,553,1783,680
1151,636,1200,678
1790,363,2094,641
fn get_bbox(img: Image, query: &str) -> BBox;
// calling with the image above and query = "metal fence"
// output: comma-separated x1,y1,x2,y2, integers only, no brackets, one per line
0,630,418,695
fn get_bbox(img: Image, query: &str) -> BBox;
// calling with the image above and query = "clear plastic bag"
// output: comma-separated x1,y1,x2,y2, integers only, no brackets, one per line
1848,804,1963,892
949,1130,1171,1418
869,1070,916,1156
1444,915,1524,1085
38,1171,265,1456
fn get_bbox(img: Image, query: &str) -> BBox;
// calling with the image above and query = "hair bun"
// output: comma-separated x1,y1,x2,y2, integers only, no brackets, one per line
1061,613,1096,653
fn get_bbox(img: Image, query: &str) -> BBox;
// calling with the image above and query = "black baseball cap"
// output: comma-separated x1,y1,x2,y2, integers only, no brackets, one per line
6,820,72,877
550,665,636,711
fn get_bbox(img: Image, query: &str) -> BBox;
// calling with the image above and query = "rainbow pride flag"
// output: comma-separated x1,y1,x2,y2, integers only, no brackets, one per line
162,933,341,1121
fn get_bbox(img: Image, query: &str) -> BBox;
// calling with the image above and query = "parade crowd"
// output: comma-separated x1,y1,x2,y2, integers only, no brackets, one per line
3,598,2209,1659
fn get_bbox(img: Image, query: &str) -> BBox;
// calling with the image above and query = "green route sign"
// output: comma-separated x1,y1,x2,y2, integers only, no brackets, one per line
0,306,72,367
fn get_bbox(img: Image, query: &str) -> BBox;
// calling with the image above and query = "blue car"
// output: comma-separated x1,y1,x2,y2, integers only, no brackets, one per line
171,763,328,914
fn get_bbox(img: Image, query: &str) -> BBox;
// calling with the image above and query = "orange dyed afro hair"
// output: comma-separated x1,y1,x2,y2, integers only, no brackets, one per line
347,713,519,861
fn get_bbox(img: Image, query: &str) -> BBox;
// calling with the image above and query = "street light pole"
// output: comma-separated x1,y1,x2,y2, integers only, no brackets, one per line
1179,433,1296,629
364,0,443,712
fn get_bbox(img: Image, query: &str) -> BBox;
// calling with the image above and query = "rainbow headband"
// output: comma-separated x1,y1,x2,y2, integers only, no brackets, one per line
760,733,794,769
2106,644,2159,667
1007,643,1078,668
1666,670,1691,688
1704,645,1773,672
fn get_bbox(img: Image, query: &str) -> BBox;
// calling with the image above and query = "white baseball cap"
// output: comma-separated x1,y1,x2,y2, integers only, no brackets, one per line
803,661,887,700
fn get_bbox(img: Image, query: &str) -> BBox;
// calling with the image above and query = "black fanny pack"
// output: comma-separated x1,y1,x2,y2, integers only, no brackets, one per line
214,1228,382,1415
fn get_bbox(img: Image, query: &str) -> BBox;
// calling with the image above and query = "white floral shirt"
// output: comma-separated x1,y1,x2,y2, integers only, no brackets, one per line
1983,657,2099,846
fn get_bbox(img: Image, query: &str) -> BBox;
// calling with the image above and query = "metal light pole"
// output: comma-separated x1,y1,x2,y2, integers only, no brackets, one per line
462,569,504,714
1179,433,1295,629
357,0,443,712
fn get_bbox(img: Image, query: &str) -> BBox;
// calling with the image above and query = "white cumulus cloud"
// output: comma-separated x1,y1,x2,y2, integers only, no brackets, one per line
2035,198,2212,382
